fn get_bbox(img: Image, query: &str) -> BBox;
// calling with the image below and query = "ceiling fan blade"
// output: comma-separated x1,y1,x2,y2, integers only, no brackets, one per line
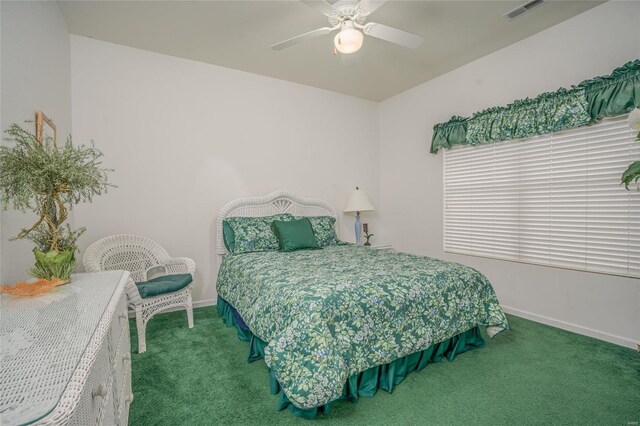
300,0,336,16
363,22,423,49
271,27,335,51
357,0,388,15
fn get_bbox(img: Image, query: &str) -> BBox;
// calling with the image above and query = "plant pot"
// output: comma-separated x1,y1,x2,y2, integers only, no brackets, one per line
31,248,76,283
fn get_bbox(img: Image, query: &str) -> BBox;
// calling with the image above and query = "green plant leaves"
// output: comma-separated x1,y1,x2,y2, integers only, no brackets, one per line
621,133,640,190
621,160,640,190
0,124,113,252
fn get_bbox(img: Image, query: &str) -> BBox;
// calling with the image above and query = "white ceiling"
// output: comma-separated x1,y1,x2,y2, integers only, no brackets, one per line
58,0,603,101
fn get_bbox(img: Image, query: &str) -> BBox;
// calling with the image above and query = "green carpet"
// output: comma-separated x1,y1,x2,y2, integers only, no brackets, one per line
129,307,640,425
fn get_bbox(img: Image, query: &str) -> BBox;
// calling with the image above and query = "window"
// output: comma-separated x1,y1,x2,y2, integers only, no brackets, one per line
443,115,639,278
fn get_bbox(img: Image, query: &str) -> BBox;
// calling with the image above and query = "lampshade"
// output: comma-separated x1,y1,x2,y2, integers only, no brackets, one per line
628,107,640,131
344,187,375,213
334,27,364,54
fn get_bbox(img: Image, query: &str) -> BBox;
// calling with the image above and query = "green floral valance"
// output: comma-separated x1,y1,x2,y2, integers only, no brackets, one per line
430,59,640,154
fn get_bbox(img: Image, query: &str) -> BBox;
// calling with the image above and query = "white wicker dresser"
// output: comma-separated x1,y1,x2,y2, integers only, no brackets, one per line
1,271,133,426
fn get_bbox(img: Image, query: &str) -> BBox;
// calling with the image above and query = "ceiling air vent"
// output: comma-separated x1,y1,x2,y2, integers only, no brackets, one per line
503,0,545,20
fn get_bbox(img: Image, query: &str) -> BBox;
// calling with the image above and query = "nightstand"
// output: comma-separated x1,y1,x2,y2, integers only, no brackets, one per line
365,244,393,251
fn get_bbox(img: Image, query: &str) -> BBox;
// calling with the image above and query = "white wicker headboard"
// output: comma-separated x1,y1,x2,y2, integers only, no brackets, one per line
216,190,338,258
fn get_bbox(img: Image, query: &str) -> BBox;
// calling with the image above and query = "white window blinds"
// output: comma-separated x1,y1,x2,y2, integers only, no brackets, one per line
444,115,640,278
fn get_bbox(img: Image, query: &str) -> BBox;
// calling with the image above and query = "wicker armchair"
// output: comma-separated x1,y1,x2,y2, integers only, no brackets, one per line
83,234,195,353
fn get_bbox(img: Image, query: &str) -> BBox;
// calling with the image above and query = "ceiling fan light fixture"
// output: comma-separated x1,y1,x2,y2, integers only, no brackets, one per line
334,26,363,54
271,0,424,53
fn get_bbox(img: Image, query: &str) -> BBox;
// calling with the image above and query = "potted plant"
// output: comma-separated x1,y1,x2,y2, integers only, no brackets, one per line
0,124,112,282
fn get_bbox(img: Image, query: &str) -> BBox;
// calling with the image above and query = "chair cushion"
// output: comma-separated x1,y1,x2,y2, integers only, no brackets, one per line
135,273,192,299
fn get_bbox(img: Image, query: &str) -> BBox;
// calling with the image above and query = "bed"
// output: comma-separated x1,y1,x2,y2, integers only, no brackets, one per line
215,191,508,418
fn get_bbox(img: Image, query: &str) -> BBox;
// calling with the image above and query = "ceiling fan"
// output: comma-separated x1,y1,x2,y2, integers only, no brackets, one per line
271,0,424,54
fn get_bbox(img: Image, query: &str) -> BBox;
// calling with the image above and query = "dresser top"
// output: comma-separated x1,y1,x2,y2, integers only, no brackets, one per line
0,271,128,426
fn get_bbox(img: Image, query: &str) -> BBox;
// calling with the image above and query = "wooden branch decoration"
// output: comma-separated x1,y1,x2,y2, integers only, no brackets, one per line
35,111,57,146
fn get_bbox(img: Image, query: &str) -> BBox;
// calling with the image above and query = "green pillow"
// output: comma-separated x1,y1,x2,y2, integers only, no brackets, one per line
226,214,294,253
272,218,320,252
222,220,235,252
295,216,341,247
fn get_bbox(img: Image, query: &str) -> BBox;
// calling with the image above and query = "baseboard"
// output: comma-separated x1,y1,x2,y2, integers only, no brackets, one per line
502,305,637,350
193,298,217,308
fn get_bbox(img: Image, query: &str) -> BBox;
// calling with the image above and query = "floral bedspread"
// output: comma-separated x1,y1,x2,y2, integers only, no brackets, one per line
216,245,508,410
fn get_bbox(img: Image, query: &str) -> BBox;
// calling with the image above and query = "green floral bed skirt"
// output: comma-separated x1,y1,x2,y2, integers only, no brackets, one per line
217,296,486,419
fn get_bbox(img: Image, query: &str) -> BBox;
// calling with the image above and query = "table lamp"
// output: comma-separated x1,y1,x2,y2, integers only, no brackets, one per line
344,186,375,245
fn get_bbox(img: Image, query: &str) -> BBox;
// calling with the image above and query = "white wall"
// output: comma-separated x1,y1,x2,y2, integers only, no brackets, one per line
379,1,640,348
0,1,72,283
70,36,379,304
2,0,636,348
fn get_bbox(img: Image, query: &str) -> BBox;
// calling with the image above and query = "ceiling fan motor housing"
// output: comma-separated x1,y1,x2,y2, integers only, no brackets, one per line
328,0,369,26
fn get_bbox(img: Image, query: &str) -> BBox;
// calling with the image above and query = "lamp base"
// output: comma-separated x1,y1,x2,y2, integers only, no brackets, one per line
354,212,362,245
